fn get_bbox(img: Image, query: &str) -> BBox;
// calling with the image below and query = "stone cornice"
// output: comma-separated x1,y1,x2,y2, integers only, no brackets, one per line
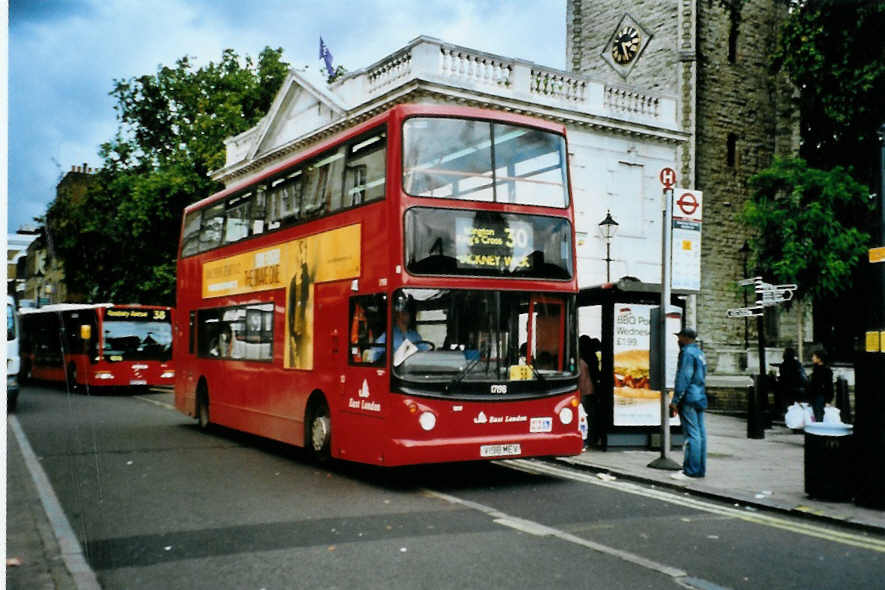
213,78,688,187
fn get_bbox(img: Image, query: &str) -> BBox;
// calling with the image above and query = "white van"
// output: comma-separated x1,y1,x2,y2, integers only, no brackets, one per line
7,295,21,411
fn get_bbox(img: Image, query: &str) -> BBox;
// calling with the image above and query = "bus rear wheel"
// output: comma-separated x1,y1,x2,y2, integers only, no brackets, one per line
197,388,211,430
307,398,331,462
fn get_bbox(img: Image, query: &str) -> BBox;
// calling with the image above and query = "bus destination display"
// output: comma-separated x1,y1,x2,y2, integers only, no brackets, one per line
406,207,573,279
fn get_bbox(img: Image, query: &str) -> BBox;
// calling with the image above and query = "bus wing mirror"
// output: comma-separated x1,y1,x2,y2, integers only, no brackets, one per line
80,325,92,340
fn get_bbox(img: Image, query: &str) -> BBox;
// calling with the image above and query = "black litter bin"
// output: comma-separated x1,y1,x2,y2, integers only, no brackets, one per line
804,423,855,502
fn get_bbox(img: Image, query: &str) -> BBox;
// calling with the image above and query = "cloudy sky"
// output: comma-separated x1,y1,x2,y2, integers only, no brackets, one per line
8,0,566,233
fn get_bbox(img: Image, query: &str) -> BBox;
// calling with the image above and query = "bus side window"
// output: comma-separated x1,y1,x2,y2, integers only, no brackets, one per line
349,294,387,366
324,147,346,213
196,309,223,358
226,308,246,360
181,209,202,256
224,193,252,244
302,147,345,218
345,132,386,207
244,303,273,361
199,203,225,252
267,171,302,230
252,186,266,236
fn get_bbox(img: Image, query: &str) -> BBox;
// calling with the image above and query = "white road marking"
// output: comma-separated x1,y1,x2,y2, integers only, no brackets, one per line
423,488,688,580
134,395,176,411
501,458,885,553
9,416,102,590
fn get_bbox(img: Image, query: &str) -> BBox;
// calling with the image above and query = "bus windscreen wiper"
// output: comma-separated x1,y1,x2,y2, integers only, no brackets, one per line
446,356,483,393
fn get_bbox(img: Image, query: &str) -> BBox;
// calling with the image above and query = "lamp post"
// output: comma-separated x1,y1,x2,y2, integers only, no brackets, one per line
598,210,619,283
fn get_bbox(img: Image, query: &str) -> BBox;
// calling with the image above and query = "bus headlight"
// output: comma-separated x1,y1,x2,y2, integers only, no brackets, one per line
95,371,115,380
419,412,437,431
161,371,175,379
559,407,574,425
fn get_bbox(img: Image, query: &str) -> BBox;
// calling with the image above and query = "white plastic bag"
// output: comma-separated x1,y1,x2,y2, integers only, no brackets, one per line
823,405,842,424
802,403,814,425
785,403,805,429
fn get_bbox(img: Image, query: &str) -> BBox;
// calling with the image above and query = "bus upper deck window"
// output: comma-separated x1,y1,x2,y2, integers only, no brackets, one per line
181,210,202,256
199,203,224,251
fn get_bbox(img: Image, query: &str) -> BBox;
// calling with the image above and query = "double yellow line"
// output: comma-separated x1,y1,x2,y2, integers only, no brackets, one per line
503,459,885,553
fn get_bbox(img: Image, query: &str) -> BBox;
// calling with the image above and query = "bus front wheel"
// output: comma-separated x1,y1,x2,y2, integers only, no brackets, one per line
307,397,331,462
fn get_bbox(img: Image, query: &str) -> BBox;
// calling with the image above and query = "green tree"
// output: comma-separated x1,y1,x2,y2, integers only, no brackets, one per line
743,158,872,301
742,157,873,352
773,0,885,191
47,47,289,304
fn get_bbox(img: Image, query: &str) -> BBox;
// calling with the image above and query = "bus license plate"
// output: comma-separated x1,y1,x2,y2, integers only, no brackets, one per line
530,417,553,433
480,443,521,458
130,379,147,385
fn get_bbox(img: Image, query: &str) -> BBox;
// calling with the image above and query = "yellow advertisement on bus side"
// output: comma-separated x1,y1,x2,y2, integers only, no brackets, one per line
202,224,361,369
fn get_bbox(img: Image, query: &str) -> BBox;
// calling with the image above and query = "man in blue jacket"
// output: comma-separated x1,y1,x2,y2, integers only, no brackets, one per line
669,327,707,479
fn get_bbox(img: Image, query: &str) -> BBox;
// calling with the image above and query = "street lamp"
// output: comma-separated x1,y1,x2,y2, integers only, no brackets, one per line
598,210,619,283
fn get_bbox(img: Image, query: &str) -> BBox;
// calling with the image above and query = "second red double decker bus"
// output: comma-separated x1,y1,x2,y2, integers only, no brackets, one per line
174,104,582,466
20,303,175,391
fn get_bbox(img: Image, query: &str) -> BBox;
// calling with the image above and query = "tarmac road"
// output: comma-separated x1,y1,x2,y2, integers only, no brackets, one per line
9,383,885,589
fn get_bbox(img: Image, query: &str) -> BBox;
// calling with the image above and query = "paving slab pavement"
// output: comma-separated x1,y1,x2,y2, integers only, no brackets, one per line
6,421,78,590
558,412,885,533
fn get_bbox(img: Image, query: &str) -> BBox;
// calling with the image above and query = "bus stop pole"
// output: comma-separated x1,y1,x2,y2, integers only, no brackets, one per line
649,187,681,470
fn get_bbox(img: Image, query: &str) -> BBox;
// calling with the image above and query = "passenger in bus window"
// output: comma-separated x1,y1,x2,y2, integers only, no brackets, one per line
210,323,233,358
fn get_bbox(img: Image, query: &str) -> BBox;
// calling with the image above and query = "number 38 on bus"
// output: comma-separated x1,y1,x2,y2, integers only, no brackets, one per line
174,104,582,466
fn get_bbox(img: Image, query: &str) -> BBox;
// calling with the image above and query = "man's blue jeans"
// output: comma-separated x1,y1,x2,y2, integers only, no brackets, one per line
679,403,706,477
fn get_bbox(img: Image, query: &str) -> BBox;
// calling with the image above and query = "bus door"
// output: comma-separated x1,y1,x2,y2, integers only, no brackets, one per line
340,293,388,463
34,312,64,379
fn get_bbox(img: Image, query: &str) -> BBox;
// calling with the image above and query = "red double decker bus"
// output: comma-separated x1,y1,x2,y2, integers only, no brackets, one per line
19,304,175,391
174,104,581,466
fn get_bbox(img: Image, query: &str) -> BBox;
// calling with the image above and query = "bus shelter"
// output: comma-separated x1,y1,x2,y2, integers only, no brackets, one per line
578,278,691,449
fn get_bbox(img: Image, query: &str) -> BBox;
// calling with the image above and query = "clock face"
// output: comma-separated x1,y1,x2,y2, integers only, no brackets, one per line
612,26,641,65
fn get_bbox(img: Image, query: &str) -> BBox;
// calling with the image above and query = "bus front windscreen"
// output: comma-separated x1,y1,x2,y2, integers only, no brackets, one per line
390,289,576,389
402,117,569,207
103,315,173,362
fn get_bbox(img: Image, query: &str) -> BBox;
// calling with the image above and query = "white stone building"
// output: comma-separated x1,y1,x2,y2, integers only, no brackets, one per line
213,35,688,300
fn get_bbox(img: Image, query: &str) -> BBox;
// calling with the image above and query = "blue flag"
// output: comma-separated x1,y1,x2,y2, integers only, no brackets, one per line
319,37,334,77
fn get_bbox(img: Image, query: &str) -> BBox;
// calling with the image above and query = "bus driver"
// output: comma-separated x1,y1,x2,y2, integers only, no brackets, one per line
372,294,430,361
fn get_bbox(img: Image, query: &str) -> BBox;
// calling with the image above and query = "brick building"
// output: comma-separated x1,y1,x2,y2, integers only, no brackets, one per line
567,0,802,373
17,164,94,306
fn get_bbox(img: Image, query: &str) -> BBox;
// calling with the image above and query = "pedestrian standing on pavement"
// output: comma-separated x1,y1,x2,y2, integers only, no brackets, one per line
809,349,833,422
578,336,602,447
578,336,593,447
777,347,807,412
669,328,707,480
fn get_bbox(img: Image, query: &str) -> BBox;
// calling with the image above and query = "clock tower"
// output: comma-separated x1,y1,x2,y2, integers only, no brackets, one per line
567,0,801,374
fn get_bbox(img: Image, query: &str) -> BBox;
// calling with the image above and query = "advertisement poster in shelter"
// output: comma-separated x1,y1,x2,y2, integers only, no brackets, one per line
613,304,680,426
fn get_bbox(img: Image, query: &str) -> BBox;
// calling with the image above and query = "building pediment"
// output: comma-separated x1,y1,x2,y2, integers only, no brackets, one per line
221,70,346,172
212,36,685,188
